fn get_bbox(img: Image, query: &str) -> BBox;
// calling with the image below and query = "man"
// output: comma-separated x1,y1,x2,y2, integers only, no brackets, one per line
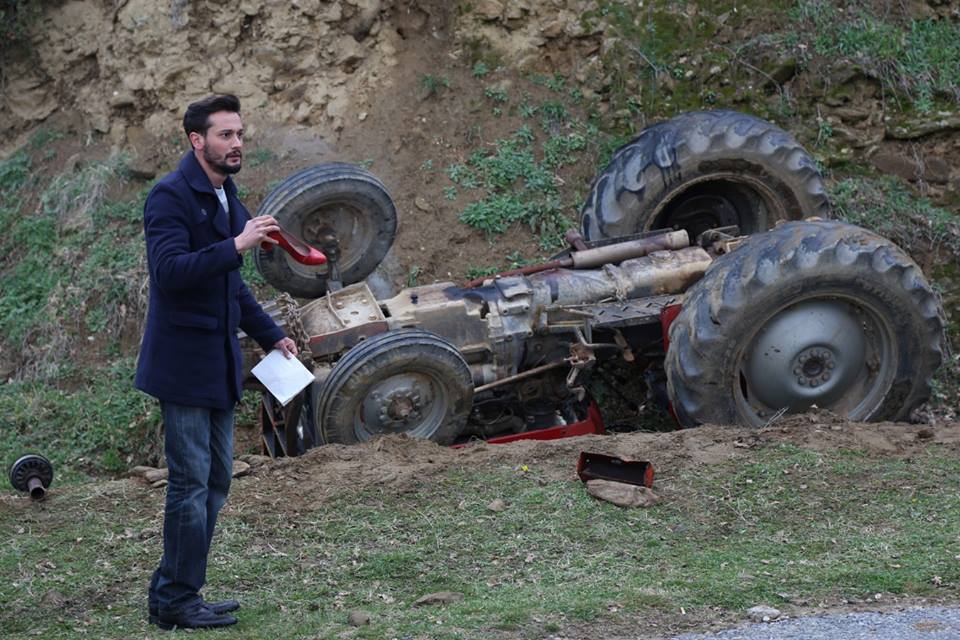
135,94,297,630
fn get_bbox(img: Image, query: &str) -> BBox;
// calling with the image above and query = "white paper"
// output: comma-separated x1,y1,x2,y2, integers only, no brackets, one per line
251,349,315,406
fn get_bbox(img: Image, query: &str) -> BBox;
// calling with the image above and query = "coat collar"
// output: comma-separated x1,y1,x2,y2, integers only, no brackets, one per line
178,151,237,238
178,151,237,198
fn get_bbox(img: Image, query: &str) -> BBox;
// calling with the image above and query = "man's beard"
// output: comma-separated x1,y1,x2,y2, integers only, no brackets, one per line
204,147,242,175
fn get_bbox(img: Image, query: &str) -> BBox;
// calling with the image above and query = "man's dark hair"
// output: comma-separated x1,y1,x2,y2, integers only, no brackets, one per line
183,94,241,138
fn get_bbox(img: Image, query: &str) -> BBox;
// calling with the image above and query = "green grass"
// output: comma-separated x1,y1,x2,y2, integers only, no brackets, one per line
447,113,587,248
0,358,161,480
1,442,958,638
421,74,451,97
829,173,960,257
791,1,960,112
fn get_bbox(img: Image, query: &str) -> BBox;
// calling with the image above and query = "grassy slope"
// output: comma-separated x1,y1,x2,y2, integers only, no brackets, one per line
0,3,959,635
1,441,958,639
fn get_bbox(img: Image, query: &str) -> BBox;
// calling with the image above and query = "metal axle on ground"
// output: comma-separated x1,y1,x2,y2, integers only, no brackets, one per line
9,454,54,501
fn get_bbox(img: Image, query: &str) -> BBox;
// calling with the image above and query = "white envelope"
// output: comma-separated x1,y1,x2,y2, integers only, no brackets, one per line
251,349,315,405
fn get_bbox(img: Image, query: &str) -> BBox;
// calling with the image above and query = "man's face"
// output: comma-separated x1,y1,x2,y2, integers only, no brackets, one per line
192,110,244,175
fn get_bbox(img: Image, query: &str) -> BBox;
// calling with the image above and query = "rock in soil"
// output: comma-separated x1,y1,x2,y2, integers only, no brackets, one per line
486,498,507,512
144,468,169,483
412,591,464,607
347,610,372,626
129,465,155,477
231,460,251,478
240,454,272,468
585,479,660,508
747,605,782,622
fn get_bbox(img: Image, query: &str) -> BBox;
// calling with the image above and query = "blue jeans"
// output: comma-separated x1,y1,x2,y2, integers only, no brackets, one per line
149,402,234,615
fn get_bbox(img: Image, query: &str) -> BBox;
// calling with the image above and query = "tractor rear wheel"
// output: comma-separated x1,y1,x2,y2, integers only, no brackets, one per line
665,220,946,427
254,163,397,298
580,110,830,242
315,329,474,445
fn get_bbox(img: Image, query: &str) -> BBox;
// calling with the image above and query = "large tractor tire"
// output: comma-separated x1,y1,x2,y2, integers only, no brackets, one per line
254,163,397,298
315,329,474,445
665,220,947,427
581,110,830,242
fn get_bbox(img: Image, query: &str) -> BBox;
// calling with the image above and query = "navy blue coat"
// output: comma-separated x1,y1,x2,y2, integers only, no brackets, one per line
135,152,285,409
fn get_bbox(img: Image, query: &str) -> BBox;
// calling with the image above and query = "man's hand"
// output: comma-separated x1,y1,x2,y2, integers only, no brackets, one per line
274,336,298,359
235,215,281,253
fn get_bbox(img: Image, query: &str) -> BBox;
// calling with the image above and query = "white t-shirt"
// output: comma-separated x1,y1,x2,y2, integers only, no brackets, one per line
214,186,229,214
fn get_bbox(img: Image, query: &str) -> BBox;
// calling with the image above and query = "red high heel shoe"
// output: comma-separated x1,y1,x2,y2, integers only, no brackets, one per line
261,228,327,266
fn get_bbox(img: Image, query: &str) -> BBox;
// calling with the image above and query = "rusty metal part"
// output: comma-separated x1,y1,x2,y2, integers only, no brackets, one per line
462,259,570,289
474,360,567,393
274,292,312,357
573,326,621,352
260,391,314,457
613,330,635,362
299,283,388,357
9,454,53,501
529,246,713,304
569,230,689,268
696,226,745,256
564,229,589,251
463,231,691,289
317,228,343,292
577,452,654,488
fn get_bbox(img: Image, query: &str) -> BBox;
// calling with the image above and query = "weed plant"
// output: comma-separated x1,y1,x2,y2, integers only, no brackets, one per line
2,443,958,638
0,150,159,474
791,1,960,112
448,106,587,248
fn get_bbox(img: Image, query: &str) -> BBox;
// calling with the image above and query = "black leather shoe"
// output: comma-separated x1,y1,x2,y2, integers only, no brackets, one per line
155,603,238,630
149,599,240,624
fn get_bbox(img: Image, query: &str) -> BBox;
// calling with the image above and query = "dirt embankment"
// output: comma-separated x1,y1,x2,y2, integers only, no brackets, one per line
4,1,959,281
227,411,960,516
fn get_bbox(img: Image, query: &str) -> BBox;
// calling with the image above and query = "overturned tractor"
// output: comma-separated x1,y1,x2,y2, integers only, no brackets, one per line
241,110,947,456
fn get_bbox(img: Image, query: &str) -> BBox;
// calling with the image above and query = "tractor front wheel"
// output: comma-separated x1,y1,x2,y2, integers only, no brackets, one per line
315,329,474,444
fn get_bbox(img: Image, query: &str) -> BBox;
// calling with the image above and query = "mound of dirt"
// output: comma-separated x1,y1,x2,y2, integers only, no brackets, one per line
228,414,960,515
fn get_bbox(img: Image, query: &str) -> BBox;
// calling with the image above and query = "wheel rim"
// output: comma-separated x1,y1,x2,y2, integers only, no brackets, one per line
736,296,896,424
652,173,786,238
284,200,375,279
353,370,449,441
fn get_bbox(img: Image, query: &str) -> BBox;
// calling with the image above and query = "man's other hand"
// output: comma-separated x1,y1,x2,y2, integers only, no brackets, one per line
274,337,298,359
235,215,281,253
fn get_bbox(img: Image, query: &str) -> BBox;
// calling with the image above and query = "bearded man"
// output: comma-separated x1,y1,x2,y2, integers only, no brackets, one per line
135,94,297,630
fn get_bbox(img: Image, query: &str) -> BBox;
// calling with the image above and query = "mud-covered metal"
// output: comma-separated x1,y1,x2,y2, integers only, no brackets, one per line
240,232,719,453
9,454,54,501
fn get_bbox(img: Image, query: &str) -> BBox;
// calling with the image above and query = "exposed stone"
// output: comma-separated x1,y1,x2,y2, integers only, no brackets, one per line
886,115,960,140
922,156,952,184
109,91,137,108
747,605,782,622
347,610,372,626
831,106,872,124
126,157,158,180
129,465,155,477
766,57,797,86
585,480,660,508
872,150,920,181
41,590,68,608
144,468,169,483
474,0,504,21
412,591,464,607
241,454,273,468
232,460,252,478
414,196,432,212
486,498,507,512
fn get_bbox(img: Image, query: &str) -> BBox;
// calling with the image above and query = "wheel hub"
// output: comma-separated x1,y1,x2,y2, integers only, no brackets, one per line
794,347,836,387
743,300,867,413
361,375,434,435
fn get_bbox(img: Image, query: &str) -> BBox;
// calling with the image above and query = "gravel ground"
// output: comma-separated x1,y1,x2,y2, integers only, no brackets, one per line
668,607,960,640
